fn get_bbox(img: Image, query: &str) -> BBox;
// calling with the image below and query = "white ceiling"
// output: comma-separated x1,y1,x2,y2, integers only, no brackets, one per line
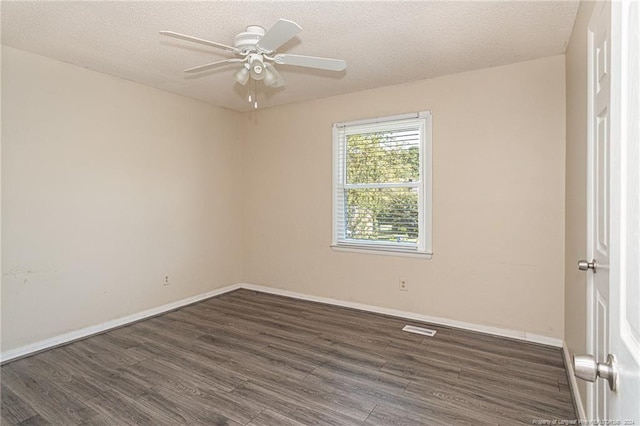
1,1,579,112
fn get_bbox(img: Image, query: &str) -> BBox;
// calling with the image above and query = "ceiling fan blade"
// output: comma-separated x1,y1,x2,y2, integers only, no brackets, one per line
256,19,302,53
160,31,239,54
264,63,286,88
184,59,244,74
273,54,347,71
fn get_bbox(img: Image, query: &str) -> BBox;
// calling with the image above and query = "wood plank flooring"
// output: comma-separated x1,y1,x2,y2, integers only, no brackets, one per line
1,289,577,425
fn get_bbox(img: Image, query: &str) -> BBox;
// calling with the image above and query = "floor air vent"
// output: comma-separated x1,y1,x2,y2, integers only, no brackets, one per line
402,325,437,337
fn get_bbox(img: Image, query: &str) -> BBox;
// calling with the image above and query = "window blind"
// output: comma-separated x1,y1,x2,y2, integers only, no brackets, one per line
333,114,431,253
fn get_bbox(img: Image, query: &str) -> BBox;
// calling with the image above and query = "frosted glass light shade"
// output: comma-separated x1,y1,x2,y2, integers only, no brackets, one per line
234,65,250,85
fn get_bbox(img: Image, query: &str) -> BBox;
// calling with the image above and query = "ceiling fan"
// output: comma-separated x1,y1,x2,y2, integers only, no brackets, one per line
160,19,347,108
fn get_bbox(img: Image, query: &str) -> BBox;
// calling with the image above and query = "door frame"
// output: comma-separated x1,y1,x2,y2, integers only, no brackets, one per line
609,0,640,421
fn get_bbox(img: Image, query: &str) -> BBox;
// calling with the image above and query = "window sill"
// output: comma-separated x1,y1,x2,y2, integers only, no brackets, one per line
330,245,433,259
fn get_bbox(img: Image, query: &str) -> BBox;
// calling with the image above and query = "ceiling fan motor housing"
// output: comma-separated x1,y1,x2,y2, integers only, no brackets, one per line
234,25,266,53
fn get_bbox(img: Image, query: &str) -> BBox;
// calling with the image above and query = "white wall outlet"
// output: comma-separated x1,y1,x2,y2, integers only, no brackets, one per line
164,275,170,286
399,277,408,291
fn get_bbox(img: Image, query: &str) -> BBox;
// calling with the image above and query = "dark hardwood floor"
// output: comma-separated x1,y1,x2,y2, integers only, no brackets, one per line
1,289,576,425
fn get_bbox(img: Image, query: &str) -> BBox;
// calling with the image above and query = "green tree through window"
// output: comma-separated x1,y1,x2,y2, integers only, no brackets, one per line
345,130,420,243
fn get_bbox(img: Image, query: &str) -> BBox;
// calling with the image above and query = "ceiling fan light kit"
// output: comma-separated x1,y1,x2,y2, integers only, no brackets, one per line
160,19,347,109
247,54,265,80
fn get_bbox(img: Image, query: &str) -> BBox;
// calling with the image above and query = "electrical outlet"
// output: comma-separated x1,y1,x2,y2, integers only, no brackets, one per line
164,275,170,286
399,278,408,291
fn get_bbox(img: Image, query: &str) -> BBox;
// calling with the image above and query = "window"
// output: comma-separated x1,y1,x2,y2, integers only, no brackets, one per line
332,112,432,256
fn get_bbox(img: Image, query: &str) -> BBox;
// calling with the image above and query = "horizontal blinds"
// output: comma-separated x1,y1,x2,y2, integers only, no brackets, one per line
335,119,422,249
346,128,420,185
345,187,418,244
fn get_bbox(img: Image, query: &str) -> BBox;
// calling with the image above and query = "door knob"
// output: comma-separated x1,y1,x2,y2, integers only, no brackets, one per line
578,259,597,272
573,354,618,391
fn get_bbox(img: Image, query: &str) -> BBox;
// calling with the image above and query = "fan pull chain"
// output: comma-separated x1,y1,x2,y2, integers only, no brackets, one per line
249,79,258,109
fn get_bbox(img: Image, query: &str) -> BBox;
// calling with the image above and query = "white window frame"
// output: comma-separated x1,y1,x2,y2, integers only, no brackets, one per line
331,111,432,258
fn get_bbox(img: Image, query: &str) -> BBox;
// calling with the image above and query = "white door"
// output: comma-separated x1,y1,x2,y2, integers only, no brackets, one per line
609,0,640,422
577,0,640,423
585,0,612,420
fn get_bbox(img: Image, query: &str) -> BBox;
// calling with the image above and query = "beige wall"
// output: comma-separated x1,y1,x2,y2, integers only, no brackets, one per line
242,55,567,339
2,46,569,353
1,47,243,351
564,0,596,408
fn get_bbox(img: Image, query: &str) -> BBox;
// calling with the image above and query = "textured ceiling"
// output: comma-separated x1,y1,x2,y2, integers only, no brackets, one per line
1,1,579,112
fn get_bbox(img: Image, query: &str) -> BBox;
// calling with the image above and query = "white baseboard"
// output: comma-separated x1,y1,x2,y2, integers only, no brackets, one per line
562,342,587,421
240,283,564,348
0,283,241,364
1,281,564,364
